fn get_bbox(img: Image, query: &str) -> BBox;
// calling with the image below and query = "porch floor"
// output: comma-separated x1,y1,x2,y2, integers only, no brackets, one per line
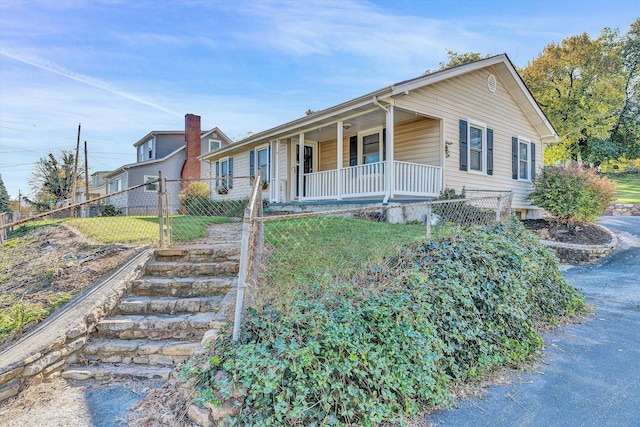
267,198,434,215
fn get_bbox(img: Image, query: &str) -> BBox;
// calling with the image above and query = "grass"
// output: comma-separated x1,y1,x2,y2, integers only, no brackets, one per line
257,217,429,307
54,215,230,243
608,173,640,204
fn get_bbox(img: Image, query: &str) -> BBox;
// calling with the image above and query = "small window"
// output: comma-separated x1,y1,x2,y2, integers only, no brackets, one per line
144,175,158,192
469,125,484,172
209,139,221,152
115,178,122,192
147,140,153,160
257,147,269,185
519,141,529,180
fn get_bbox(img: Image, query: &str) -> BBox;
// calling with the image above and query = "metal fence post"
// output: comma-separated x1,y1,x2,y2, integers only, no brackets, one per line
233,207,251,341
157,171,164,246
496,195,502,222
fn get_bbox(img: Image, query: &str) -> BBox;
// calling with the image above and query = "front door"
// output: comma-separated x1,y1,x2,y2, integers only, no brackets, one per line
291,142,316,200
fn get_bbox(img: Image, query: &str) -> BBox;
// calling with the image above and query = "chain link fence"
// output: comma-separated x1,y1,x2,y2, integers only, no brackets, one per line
162,177,254,245
232,191,513,336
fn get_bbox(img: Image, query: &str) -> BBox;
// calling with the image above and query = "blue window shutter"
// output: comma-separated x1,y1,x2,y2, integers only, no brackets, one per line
512,137,519,179
459,120,468,171
249,150,255,178
487,128,494,175
215,161,219,187
349,136,357,166
228,157,233,189
531,142,536,180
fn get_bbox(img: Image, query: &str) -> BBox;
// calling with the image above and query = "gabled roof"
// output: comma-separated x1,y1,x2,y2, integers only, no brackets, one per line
200,127,234,145
202,54,557,161
133,130,184,147
104,146,185,178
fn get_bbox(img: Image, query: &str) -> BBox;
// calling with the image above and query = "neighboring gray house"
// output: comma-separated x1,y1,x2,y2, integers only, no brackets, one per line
105,114,231,215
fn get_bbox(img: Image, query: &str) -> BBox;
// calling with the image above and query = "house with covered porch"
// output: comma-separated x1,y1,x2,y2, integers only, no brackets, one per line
201,54,557,219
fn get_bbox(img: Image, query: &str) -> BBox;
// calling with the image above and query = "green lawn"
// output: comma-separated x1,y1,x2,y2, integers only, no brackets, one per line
609,174,640,204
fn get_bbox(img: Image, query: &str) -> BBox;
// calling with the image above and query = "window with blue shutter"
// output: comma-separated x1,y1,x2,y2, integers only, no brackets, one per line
531,143,536,180
487,128,494,175
512,137,519,179
349,136,357,166
459,120,468,171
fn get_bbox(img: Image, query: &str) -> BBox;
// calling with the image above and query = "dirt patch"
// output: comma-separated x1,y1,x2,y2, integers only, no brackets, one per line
522,219,612,245
0,223,141,351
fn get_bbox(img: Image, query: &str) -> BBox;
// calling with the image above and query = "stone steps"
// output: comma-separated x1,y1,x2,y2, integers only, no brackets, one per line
144,261,239,278
63,241,241,383
116,295,224,315
62,364,173,381
131,276,233,297
96,313,226,340
80,338,201,366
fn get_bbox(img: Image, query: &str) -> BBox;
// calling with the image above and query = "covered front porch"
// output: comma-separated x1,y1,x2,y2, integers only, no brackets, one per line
268,103,444,204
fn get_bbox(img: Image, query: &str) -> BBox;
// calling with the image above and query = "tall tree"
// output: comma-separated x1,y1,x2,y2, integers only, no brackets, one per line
521,20,639,164
28,150,80,203
0,173,9,213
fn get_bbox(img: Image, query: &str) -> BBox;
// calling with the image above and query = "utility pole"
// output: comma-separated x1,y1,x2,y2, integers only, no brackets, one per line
71,123,81,216
84,140,90,215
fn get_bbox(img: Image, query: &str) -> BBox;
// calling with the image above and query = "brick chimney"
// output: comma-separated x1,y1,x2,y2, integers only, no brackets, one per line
181,113,201,180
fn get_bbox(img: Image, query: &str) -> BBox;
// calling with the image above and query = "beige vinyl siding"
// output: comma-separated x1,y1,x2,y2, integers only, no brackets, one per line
394,117,441,166
319,138,338,171
395,66,542,209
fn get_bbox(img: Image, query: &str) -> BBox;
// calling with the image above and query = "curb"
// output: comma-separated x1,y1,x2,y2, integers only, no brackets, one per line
540,224,618,264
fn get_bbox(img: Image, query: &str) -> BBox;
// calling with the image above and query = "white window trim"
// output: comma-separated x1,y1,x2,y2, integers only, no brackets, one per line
218,156,231,189
467,119,487,175
209,139,221,152
147,138,154,160
144,175,158,192
517,136,532,181
254,144,271,184
357,126,384,165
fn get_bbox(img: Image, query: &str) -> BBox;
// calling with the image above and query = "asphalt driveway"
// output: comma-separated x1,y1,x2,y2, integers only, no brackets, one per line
425,216,640,427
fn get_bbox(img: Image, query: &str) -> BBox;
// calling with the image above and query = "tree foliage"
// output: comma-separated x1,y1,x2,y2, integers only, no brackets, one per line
28,150,80,204
521,19,640,164
425,49,491,74
0,174,9,213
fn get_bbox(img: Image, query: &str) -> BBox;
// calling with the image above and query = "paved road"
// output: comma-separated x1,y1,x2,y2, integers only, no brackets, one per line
425,217,640,427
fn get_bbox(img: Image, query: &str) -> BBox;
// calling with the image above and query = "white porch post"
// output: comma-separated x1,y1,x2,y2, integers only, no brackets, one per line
298,132,304,200
274,140,281,203
337,121,343,200
386,105,395,200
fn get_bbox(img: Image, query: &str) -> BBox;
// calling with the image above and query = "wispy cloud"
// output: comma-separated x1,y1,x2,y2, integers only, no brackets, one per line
0,49,183,118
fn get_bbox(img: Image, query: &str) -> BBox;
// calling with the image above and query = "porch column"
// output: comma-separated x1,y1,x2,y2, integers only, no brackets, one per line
336,121,343,200
298,132,304,200
386,105,395,200
273,140,280,203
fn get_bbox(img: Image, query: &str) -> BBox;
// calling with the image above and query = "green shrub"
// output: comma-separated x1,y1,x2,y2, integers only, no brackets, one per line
192,219,584,426
527,163,617,223
179,181,209,206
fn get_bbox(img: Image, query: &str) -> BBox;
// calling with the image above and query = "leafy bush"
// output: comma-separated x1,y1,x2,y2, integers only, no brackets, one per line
185,198,247,217
179,181,209,206
193,219,584,426
527,163,617,223
100,204,120,217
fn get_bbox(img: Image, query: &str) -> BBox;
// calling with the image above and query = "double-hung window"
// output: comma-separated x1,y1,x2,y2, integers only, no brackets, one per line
215,157,233,191
348,127,385,168
459,119,494,175
250,145,271,187
209,139,221,152
147,139,154,160
512,137,536,181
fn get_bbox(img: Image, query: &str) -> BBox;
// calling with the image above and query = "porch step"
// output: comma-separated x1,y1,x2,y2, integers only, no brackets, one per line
96,313,226,340
154,246,241,263
115,295,224,315
144,261,239,278
62,364,173,381
81,338,201,366
131,277,234,297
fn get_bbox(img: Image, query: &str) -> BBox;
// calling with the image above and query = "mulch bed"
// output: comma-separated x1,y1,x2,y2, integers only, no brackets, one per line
522,219,612,246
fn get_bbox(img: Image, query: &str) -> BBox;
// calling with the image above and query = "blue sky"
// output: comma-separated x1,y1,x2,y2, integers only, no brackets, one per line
0,0,638,199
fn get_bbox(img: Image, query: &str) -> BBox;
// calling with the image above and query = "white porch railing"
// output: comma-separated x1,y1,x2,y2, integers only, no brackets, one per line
302,161,442,200
393,160,442,197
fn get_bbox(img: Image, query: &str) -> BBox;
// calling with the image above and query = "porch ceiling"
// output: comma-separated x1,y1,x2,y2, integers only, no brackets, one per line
302,107,418,142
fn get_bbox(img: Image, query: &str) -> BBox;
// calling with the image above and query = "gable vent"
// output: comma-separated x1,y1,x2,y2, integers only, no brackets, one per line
487,74,497,93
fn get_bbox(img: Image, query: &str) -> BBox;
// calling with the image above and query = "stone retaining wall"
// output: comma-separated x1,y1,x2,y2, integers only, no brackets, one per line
604,203,640,216
540,225,618,264
0,250,151,404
